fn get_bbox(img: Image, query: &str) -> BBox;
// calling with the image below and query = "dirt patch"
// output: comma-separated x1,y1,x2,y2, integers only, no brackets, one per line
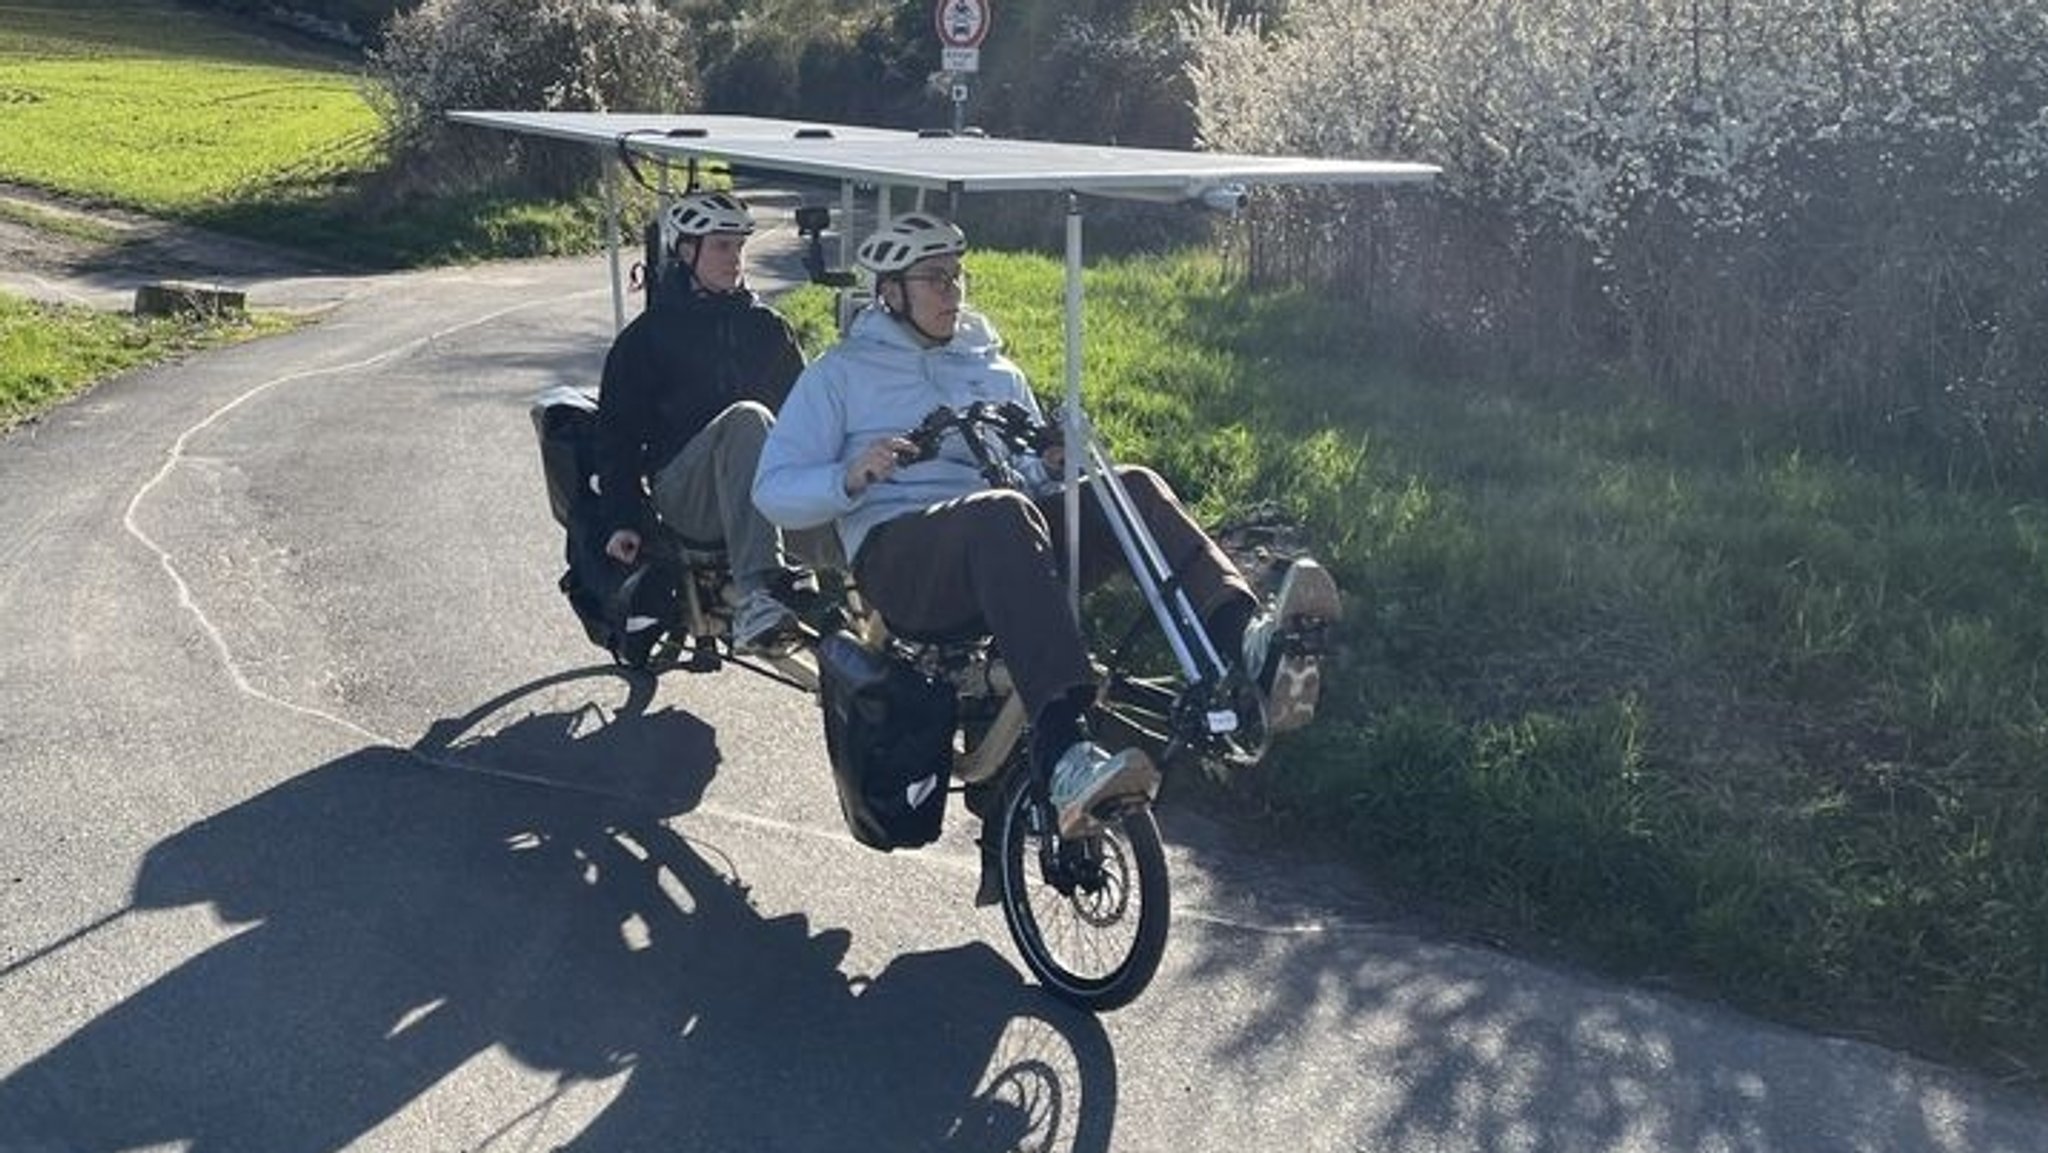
0,183,333,309
0,188,125,276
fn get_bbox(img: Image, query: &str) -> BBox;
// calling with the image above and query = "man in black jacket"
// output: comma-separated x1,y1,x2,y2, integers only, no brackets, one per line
594,191,811,655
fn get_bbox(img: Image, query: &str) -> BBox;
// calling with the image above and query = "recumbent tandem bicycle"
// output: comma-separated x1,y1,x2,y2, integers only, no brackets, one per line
532,392,1333,1011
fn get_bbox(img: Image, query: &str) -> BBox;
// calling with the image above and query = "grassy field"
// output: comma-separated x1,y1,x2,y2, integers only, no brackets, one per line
0,0,603,266
0,2,378,211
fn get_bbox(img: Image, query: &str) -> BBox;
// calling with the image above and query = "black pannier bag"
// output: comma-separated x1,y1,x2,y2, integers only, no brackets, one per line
529,386,679,667
817,631,956,851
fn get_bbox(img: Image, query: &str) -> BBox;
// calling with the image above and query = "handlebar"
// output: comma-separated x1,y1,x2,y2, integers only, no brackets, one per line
894,401,1057,465
893,401,1060,491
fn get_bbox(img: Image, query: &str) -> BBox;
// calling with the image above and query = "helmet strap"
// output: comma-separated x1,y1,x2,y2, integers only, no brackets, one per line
674,235,742,296
672,236,701,290
879,276,951,346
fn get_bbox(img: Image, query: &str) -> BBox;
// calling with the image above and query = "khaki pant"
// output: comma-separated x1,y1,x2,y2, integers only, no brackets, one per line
651,401,837,594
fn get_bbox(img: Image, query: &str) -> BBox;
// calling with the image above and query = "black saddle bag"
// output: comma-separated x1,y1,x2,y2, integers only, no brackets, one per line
817,631,956,851
530,386,679,666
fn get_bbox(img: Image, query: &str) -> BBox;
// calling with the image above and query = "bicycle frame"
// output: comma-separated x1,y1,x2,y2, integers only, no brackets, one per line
652,547,826,693
1069,423,1242,735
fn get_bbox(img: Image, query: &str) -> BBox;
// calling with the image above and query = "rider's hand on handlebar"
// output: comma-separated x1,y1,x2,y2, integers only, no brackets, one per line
605,528,642,565
845,436,919,496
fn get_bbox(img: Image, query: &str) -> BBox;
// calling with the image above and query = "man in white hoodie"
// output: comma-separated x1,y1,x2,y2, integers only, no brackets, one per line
754,212,1339,836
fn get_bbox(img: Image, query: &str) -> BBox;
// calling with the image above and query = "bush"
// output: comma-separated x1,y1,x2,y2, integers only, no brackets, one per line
368,0,696,196
695,0,1205,146
1184,0,2048,489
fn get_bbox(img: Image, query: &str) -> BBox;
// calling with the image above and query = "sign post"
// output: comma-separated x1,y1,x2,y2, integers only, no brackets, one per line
934,0,991,134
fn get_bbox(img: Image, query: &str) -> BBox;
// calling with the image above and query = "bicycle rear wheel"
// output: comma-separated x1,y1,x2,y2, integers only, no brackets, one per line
995,774,1170,1012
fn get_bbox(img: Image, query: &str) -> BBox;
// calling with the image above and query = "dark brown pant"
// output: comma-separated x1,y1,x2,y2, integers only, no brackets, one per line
852,466,1255,718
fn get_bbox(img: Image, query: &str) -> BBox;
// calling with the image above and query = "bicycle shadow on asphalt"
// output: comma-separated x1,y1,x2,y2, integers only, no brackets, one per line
0,667,1118,1152
409,662,721,810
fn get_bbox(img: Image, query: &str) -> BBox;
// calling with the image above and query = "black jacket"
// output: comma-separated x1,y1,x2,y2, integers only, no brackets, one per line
593,282,805,536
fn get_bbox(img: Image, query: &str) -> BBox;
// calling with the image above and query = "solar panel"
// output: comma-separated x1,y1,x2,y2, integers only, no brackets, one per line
448,110,1438,196
449,108,1438,615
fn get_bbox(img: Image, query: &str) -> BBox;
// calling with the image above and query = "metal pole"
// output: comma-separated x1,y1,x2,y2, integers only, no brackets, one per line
603,154,625,333
840,179,860,332
1083,438,1231,680
838,179,855,269
1063,194,1084,619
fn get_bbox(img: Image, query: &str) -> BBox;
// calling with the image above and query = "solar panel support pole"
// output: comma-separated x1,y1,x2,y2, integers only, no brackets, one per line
839,180,855,269
602,154,626,333
1063,193,1085,620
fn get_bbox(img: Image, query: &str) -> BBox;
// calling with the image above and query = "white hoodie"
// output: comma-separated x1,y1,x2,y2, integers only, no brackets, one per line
753,303,1051,563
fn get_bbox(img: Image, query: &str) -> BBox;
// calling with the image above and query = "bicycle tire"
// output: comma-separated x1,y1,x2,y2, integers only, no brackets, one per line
995,773,1170,1012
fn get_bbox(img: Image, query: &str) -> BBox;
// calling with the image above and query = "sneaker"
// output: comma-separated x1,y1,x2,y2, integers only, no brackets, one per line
1242,558,1342,734
768,566,825,617
731,587,801,656
772,566,821,598
1046,741,1160,839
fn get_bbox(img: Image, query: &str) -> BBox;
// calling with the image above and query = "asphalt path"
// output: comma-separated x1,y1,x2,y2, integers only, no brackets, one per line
4,233,2047,1151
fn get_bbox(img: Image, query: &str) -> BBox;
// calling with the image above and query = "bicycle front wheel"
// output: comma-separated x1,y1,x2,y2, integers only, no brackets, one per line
996,776,1170,1012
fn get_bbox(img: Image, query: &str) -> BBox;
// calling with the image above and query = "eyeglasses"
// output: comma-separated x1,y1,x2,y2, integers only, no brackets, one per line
899,268,970,292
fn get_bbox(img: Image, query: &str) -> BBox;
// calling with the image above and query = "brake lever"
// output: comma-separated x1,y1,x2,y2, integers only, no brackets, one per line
990,400,1058,454
895,405,955,464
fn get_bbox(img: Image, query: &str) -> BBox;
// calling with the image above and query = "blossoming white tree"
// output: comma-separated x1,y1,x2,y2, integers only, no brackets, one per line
1186,0,2048,473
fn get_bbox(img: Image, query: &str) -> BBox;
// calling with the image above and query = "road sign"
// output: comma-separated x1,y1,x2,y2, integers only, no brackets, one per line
935,0,991,50
942,47,980,73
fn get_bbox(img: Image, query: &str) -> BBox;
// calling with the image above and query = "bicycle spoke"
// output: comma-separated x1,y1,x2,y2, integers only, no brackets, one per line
999,783,1169,1010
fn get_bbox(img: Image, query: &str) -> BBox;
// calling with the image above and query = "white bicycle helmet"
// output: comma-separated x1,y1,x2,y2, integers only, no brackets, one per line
856,212,968,274
664,191,755,240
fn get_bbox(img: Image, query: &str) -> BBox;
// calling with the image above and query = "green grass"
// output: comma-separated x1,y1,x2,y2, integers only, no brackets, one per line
0,291,297,430
791,251,2048,1085
0,1,379,211
0,0,604,267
